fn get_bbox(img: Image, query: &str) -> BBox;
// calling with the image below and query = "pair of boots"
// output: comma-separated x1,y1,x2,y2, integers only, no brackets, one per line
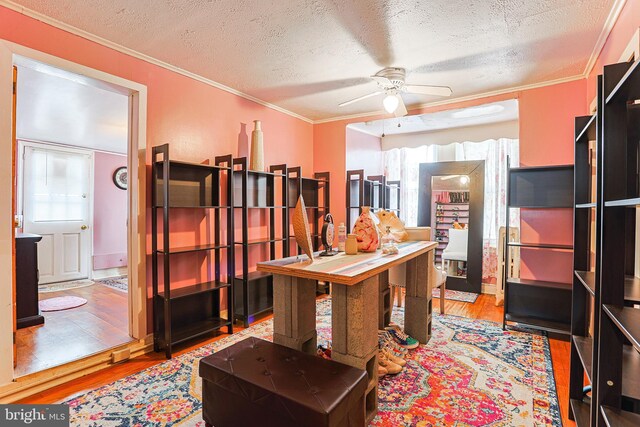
378,325,419,377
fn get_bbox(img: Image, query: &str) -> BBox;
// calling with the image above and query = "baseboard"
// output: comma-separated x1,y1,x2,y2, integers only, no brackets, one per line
481,283,496,295
0,335,153,403
92,267,128,280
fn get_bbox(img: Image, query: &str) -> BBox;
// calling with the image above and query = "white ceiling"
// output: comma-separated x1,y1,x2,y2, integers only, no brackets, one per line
348,99,518,137
11,0,615,121
16,61,129,154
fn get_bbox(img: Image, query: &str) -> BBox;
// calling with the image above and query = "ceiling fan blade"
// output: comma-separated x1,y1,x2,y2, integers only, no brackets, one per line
404,84,452,97
338,91,383,107
394,95,408,117
371,75,392,86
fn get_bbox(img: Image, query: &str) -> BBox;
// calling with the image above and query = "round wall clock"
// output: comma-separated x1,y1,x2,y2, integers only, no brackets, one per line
113,167,128,190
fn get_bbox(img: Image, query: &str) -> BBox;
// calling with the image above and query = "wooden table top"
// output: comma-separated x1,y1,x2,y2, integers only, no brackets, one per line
257,241,437,286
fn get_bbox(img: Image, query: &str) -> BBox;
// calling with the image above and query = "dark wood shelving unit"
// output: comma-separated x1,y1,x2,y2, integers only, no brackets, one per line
232,158,288,328
569,89,601,423
346,170,400,231
589,59,640,425
503,163,574,336
151,144,234,359
287,167,330,256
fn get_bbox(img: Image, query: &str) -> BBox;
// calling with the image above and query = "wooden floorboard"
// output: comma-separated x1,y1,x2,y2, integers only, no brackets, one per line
15,283,132,377
17,293,574,426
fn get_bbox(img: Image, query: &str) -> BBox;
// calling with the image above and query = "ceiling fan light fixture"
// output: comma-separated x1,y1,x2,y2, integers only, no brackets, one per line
383,94,399,113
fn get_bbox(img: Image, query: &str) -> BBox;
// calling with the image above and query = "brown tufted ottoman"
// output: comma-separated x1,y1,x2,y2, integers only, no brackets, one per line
199,337,368,427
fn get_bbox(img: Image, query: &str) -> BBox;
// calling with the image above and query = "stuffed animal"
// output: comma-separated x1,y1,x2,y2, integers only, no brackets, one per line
375,210,409,242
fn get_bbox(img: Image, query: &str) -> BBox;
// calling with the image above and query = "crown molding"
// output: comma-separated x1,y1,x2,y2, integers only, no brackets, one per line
0,0,314,124
583,0,627,77
313,74,584,125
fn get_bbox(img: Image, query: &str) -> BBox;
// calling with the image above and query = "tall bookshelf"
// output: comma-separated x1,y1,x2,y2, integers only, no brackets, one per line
346,170,401,231
503,163,574,336
151,144,234,359
592,59,640,426
569,90,600,424
232,158,288,328
286,167,330,256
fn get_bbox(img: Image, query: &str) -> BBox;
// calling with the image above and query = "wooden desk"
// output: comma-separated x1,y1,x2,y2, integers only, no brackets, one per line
257,240,437,423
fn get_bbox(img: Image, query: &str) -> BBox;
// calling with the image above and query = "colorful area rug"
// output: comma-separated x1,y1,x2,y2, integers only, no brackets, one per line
64,299,561,426
97,276,128,293
38,279,94,293
432,288,479,303
39,296,87,312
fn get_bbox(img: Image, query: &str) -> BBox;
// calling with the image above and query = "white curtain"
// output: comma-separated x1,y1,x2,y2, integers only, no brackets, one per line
383,145,438,228
383,138,519,284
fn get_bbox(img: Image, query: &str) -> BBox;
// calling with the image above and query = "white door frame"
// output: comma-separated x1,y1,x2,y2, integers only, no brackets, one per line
0,39,148,384
18,141,95,283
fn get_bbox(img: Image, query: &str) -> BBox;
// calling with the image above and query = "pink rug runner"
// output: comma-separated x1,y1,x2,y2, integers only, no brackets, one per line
39,296,87,312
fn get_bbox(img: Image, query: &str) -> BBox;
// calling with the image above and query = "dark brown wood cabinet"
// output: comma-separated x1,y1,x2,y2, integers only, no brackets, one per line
16,232,44,329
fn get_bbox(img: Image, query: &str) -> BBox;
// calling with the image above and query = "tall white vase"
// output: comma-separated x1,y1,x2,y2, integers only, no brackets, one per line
250,120,264,171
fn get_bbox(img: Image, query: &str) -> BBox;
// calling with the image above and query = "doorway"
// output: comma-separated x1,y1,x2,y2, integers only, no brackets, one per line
1,47,146,380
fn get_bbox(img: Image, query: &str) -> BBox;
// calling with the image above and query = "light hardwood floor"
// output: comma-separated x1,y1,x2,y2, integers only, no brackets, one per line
19,293,574,426
15,283,133,377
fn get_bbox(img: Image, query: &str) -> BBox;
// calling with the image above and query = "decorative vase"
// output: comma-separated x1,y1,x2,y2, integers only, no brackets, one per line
352,206,379,252
292,196,314,261
250,120,264,171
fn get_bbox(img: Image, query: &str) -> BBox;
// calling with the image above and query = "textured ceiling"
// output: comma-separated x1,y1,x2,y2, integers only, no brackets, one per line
11,0,615,121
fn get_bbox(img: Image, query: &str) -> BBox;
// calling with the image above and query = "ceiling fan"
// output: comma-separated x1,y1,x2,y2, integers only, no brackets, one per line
338,67,452,117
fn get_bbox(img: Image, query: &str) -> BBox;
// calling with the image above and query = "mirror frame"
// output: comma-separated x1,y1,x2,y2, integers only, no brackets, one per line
417,160,485,293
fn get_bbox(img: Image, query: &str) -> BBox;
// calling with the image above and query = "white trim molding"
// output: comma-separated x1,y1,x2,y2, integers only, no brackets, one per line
0,39,148,386
583,0,629,77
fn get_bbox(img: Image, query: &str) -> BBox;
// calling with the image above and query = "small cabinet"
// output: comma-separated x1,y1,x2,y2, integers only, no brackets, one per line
16,233,44,329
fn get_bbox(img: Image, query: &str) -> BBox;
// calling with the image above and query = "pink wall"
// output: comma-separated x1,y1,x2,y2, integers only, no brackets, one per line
0,5,313,329
93,152,128,270
345,127,383,176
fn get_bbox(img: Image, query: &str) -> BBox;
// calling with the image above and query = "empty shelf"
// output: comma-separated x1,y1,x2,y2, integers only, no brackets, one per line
168,317,231,346
508,242,573,250
604,198,640,207
572,335,593,381
155,243,230,254
504,313,571,334
575,114,597,143
575,202,596,208
601,405,640,427
506,278,572,291
570,399,591,427
603,305,640,352
575,270,595,296
157,281,230,300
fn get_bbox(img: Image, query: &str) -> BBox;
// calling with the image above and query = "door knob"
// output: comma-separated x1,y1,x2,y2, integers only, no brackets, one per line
81,225,88,230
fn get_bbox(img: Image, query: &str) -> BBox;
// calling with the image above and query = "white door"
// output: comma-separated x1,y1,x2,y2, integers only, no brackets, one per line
22,145,91,284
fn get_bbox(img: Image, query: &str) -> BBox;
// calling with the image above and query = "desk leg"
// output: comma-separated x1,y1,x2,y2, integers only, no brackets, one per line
404,251,433,344
332,276,379,424
378,270,391,329
272,274,317,355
